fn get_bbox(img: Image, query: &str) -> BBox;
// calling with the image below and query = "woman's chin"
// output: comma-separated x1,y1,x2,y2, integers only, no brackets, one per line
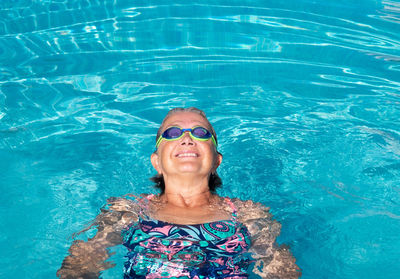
177,168,201,174
175,165,206,174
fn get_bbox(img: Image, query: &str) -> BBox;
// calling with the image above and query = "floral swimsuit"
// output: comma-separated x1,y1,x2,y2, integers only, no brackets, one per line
122,195,253,278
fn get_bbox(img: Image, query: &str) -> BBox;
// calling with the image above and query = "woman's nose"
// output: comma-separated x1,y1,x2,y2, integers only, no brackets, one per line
180,131,194,145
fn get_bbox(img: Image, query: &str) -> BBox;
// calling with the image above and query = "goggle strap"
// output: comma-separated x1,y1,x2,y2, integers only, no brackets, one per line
211,136,217,147
155,136,163,148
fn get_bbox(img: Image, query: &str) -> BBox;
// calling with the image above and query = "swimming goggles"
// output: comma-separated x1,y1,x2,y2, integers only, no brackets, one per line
156,126,217,148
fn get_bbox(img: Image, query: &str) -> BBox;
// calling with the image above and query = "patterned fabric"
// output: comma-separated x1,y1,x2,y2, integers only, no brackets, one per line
122,196,253,278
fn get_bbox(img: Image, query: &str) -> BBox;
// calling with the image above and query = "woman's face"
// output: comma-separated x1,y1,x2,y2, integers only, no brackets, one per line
151,111,222,178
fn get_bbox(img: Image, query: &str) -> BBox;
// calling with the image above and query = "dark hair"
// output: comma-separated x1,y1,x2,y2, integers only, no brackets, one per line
150,173,222,194
150,107,222,194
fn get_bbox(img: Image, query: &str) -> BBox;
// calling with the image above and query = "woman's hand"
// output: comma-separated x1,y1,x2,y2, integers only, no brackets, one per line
233,199,301,279
57,197,139,278
57,238,116,279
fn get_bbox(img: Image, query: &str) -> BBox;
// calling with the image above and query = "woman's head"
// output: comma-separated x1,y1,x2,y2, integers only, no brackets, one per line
150,107,222,194
155,107,218,147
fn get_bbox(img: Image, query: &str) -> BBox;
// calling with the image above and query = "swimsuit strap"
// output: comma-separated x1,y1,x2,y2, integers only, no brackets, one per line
223,197,238,223
137,194,155,221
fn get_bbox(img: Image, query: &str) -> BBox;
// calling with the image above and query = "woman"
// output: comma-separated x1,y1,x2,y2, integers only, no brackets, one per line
58,107,300,278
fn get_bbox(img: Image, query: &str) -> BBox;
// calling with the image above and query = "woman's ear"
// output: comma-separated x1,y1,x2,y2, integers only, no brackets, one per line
151,152,162,174
212,152,223,173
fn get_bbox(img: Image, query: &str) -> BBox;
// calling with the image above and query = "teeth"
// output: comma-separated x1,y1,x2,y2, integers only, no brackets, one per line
177,153,197,157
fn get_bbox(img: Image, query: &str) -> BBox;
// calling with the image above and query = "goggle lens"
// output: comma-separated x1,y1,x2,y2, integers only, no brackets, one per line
164,127,183,139
191,127,210,138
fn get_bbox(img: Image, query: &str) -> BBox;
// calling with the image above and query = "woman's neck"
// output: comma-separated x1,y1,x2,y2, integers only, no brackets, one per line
160,187,214,208
160,175,213,208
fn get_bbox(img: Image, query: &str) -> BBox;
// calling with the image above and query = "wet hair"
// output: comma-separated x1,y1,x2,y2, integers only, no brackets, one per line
150,107,222,194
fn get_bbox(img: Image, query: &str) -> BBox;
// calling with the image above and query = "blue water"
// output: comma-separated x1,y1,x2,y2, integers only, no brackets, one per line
1,0,399,278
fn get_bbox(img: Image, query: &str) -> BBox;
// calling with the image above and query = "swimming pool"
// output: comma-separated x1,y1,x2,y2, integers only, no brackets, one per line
1,0,399,278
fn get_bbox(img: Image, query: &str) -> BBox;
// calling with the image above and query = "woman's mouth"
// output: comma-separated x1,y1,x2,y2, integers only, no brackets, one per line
176,152,198,158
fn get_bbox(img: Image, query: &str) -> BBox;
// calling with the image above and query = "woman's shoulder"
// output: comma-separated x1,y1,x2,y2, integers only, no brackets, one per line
97,194,150,228
99,193,154,225
103,193,152,211
228,197,272,220
228,197,281,238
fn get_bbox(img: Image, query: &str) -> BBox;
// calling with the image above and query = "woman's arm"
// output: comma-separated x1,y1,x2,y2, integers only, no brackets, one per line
234,199,301,279
57,197,139,278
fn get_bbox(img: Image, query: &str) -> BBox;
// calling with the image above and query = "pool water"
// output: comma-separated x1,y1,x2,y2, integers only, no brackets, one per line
1,0,399,278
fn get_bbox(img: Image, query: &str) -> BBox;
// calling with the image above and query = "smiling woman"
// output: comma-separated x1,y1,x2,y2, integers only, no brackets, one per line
57,107,301,279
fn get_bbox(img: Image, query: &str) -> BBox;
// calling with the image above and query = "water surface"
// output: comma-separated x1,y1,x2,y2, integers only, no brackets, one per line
0,0,399,278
